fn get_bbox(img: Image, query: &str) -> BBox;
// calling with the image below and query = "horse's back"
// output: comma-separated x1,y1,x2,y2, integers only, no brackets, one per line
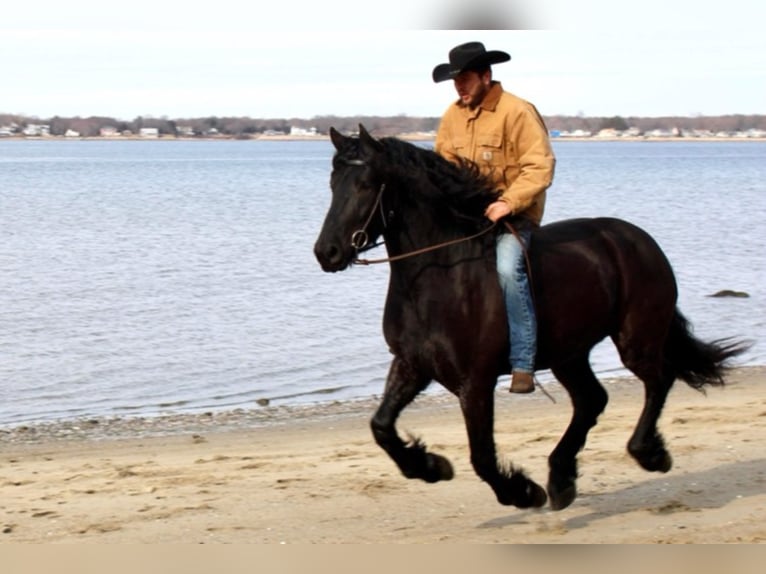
529,217,678,366
533,217,673,277
535,216,656,245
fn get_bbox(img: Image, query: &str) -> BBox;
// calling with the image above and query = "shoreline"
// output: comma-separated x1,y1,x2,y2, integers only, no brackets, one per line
4,135,766,143
2,365,763,445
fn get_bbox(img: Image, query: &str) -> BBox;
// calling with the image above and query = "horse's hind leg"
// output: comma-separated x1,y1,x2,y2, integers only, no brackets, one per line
621,355,674,473
548,356,609,510
370,357,453,483
614,294,678,472
460,382,547,508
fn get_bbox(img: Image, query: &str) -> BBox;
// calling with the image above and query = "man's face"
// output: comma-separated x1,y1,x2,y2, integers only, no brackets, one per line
453,69,491,108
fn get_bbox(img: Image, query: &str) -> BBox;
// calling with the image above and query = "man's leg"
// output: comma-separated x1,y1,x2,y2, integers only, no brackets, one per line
496,231,537,393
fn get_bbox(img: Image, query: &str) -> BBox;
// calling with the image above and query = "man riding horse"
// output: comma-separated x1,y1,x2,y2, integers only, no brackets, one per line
433,41,556,394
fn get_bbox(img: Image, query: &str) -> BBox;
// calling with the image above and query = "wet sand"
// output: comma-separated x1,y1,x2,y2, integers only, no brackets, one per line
1,366,764,543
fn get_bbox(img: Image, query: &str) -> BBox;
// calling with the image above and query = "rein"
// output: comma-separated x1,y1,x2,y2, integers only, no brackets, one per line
348,178,498,265
354,221,498,266
340,156,502,267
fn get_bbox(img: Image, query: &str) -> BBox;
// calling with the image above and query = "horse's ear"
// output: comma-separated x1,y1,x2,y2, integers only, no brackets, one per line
358,124,383,154
329,127,345,151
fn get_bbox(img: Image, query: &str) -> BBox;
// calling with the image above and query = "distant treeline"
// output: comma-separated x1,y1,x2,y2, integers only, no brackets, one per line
2,112,765,138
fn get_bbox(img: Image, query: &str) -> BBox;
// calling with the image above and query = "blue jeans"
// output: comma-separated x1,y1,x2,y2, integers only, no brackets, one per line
496,230,536,373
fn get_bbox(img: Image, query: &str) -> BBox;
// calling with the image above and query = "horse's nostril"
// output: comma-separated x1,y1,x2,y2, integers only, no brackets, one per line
314,241,343,270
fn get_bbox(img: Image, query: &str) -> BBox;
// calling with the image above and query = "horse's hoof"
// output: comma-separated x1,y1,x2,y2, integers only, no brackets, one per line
528,481,548,508
649,451,672,473
629,439,673,473
548,481,577,511
513,480,548,509
658,453,673,473
636,450,673,473
423,453,454,482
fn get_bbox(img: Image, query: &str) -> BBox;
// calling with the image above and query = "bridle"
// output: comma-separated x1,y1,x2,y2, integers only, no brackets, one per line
340,157,497,266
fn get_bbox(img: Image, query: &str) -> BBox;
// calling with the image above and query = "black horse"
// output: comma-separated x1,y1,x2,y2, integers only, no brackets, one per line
313,125,747,511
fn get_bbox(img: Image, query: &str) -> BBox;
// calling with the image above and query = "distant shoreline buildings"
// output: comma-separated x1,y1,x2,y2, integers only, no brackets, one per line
2,117,765,141
3,127,765,141
552,127,766,140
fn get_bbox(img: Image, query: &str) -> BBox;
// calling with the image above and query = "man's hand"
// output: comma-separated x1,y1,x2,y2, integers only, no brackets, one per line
484,200,513,222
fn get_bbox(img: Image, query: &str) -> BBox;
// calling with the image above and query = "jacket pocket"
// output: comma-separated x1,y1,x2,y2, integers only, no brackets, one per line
451,135,468,154
476,132,510,168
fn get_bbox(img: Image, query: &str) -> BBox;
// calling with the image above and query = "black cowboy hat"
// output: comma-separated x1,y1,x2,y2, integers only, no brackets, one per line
432,41,511,83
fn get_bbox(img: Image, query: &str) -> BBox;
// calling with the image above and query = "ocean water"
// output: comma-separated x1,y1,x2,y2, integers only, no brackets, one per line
1,139,764,426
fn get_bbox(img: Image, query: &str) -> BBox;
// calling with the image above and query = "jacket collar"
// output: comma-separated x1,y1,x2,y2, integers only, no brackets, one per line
457,81,503,115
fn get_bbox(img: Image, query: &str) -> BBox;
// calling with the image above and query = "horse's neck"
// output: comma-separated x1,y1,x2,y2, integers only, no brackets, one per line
381,206,502,343
382,199,494,282
383,190,468,254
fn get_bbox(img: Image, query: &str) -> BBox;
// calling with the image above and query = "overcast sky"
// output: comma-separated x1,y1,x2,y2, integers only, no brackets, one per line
2,1,765,120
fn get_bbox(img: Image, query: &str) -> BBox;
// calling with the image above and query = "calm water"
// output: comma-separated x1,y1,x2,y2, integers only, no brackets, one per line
1,139,764,426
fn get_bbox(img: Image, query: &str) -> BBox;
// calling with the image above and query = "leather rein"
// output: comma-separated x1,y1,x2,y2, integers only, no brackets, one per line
349,176,498,265
341,157,523,267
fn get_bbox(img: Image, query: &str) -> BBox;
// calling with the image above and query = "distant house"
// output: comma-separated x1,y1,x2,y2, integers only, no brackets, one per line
22,124,50,137
139,128,159,138
1,122,19,136
64,129,81,138
595,128,620,138
559,129,592,138
646,128,675,138
289,126,318,136
100,126,120,137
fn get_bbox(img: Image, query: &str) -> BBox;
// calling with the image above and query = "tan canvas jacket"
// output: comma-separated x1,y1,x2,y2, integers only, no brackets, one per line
434,82,555,225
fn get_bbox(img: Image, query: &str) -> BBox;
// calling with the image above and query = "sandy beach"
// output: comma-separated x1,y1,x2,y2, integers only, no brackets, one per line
1,366,764,543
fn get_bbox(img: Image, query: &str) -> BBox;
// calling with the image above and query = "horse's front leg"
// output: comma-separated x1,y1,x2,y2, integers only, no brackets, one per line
460,383,547,508
370,356,454,483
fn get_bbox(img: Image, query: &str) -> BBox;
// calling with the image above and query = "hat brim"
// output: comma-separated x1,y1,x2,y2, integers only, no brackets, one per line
432,50,511,83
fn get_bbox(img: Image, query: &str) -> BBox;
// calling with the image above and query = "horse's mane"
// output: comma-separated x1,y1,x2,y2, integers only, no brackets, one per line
333,133,500,232
377,137,500,228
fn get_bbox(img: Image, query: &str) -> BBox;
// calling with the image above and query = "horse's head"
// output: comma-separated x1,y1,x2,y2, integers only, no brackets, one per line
314,125,386,272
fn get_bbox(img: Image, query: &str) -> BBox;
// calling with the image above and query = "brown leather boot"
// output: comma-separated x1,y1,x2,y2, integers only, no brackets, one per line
510,371,535,394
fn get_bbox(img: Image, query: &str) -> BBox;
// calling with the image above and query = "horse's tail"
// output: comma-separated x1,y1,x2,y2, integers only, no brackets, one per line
665,309,750,390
